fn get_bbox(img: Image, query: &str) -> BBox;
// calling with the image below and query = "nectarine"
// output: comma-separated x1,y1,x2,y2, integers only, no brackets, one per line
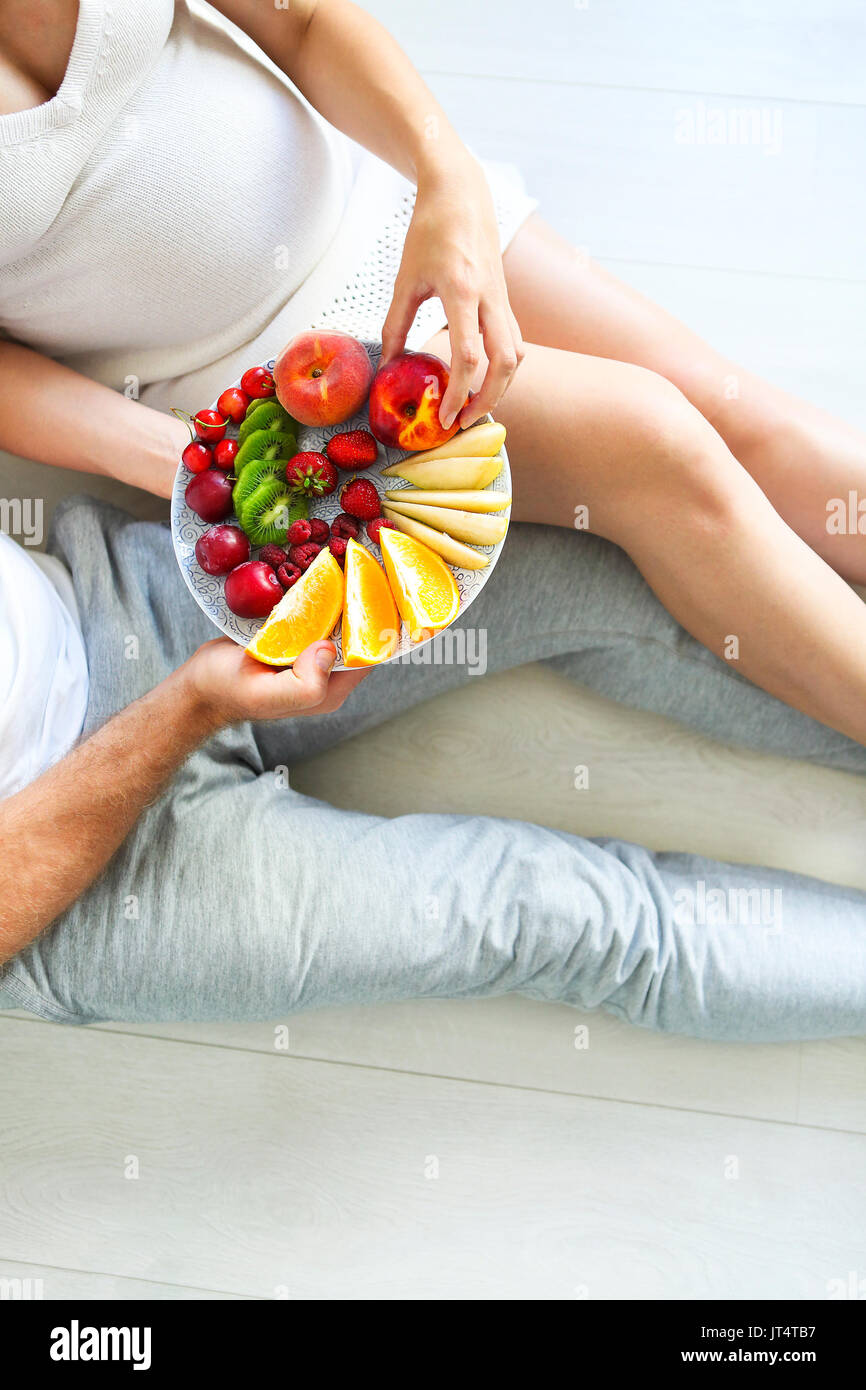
368,351,466,452
274,331,373,427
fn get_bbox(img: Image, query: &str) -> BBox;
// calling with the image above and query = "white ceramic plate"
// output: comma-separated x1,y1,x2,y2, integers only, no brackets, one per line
171,341,511,668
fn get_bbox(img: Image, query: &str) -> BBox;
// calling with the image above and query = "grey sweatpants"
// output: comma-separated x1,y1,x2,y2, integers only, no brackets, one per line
2,496,865,1040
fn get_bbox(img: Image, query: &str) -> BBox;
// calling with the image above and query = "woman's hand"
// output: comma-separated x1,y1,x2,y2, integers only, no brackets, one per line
381,153,524,431
183,637,369,729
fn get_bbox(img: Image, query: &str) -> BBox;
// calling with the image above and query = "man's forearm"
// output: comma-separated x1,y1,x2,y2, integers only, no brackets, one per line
0,667,219,966
0,340,187,499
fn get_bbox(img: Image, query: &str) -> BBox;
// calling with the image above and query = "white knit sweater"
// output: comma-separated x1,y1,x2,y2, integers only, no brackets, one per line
0,0,535,415
0,0,358,393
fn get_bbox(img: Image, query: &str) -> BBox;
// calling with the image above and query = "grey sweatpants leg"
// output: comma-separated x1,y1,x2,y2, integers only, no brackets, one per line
2,497,865,1040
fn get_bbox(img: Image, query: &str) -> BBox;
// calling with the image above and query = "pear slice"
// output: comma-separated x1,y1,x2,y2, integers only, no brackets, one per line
380,454,504,489
382,508,489,570
407,420,506,463
385,499,508,546
384,488,511,513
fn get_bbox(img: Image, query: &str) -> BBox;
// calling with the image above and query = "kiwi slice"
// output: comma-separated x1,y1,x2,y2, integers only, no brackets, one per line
234,428,297,478
239,481,308,546
238,400,298,446
231,455,287,519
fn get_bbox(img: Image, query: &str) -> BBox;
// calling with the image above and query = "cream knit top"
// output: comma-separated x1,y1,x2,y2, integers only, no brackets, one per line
0,0,536,416
0,0,357,399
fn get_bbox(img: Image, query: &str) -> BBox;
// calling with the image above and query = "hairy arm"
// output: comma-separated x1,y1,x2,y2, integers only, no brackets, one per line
0,637,365,966
210,0,524,427
0,339,187,498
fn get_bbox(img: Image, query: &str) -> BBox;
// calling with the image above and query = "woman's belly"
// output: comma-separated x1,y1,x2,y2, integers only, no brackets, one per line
0,1,354,383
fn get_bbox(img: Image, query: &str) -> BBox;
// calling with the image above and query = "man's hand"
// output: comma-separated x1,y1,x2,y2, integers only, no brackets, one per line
183,637,369,728
0,637,368,966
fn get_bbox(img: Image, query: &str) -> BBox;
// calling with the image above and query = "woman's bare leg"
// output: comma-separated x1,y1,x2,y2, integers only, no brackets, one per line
501,215,866,582
423,326,866,746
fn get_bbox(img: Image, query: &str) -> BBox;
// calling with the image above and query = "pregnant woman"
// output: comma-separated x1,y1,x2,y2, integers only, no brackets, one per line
2,0,866,1036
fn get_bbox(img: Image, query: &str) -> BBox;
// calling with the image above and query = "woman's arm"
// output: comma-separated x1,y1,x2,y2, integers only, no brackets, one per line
0,637,365,966
210,0,524,430
0,338,188,498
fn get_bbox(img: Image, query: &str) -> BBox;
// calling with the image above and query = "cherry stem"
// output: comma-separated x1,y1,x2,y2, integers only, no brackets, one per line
171,407,195,443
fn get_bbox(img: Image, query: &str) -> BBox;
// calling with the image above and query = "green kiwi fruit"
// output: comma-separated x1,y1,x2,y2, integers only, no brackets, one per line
239,482,308,546
234,428,297,478
231,455,287,519
238,400,298,445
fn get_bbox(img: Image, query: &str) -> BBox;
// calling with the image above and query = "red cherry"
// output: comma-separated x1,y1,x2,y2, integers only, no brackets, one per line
193,409,228,443
224,560,283,618
195,525,250,576
182,440,213,474
185,469,234,523
240,365,276,399
213,437,238,471
217,386,251,425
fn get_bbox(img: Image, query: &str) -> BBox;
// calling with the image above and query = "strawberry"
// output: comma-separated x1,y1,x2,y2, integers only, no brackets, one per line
339,476,381,521
285,451,338,498
366,516,396,546
326,428,378,470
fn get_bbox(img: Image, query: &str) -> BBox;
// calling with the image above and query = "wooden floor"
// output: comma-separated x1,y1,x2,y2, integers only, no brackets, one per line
2,1,865,1301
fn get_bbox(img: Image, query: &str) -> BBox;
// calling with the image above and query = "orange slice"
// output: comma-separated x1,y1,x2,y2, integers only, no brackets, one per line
379,525,460,642
246,546,343,666
341,538,400,667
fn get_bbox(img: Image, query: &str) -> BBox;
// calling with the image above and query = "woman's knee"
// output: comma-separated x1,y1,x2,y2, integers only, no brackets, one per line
596,365,750,543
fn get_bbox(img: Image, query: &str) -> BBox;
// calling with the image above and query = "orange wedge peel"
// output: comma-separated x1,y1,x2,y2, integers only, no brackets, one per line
379,525,460,642
246,545,343,666
341,538,400,667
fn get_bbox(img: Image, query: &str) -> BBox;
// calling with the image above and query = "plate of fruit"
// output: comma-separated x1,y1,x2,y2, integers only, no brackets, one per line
171,332,512,668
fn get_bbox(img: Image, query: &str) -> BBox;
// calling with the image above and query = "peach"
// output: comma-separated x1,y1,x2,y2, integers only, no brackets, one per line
273,331,373,427
368,351,466,452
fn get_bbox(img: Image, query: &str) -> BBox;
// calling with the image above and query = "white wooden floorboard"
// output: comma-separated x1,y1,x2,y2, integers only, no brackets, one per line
0,1259,247,1301
362,1,866,106
798,1039,866,1131
82,1003,804,1127
1,1019,864,1300
432,75,866,279
603,260,866,428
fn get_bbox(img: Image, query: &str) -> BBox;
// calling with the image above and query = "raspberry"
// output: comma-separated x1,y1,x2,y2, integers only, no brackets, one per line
366,516,396,546
328,536,348,566
276,562,302,589
288,541,322,571
326,428,378,470
308,517,330,544
340,476,381,521
330,512,360,540
286,518,312,545
257,544,288,570
286,451,338,497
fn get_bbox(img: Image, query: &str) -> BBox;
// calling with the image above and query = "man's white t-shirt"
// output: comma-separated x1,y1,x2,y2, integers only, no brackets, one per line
0,532,89,798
